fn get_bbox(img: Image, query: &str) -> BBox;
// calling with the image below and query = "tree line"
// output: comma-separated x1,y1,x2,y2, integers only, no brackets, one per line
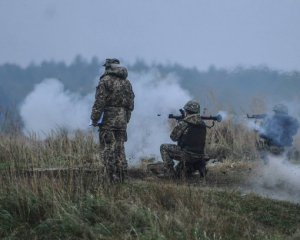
1,55,300,111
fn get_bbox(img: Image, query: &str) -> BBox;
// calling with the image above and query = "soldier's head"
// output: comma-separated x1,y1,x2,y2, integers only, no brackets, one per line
103,58,120,70
273,104,288,115
183,100,200,115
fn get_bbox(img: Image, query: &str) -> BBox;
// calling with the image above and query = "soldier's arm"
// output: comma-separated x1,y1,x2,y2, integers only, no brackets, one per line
129,86,135,111
170,121,188,142
91,79,108,125
126,111,132,123
291,117,300,135
126,82,135,122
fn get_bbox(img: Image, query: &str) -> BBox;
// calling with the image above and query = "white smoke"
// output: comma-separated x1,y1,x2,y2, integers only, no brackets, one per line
20,71,191,165
20,79,93,135
127,71,191,163
248,154,300,203
242,102,300,203
217,110,229,121
245,118,266,134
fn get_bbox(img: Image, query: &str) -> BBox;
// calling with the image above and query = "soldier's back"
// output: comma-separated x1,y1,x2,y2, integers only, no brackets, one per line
100,67,134,130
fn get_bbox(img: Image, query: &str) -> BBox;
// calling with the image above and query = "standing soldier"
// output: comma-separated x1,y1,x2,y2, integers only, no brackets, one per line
91,58,134,183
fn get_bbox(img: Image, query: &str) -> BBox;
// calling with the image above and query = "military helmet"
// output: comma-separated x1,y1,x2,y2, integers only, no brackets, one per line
183,100,200,114
273,104,288,114
103,58,120,67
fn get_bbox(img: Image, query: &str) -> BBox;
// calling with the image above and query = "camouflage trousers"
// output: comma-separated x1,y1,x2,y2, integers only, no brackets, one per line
160,144,184,170
160,144,207,172
99,129,127,182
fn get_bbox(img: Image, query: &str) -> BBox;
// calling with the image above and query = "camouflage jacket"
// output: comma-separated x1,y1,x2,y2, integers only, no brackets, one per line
170,114,207,153
91,66,135,130
260,113,299,147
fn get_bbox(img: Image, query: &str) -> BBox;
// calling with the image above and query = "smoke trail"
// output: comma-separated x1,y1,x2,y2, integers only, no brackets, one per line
248,154,300,203
20,71,191,164
217,110,229,121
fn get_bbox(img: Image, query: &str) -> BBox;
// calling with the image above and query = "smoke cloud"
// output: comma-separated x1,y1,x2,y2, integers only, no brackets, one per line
18,70,300,203
247,154,300,203
20,71,191,164
244,103,300,147
241,103,300,203
127,71,191,163
20,79,93,134
217,110,229,121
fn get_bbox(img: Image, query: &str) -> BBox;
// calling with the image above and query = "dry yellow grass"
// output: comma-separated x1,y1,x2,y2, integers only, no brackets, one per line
0,109,300,239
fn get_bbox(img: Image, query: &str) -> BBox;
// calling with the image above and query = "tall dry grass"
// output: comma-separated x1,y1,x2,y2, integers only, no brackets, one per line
205,119,259,161
0,129,99,169
1,107,300,239
1,171,299,239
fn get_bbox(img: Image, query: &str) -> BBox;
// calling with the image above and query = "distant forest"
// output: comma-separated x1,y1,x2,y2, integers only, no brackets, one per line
1,55,300,111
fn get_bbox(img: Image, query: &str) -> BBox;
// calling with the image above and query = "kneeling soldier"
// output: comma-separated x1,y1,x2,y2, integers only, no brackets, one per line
160,100,208,178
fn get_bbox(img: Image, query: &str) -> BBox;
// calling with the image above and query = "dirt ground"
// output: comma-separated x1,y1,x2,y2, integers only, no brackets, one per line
128,159,255,190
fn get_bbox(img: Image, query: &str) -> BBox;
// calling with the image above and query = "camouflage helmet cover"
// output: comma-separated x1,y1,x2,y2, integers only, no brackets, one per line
103,58,120,67
183,100,200,113
273,104,288,114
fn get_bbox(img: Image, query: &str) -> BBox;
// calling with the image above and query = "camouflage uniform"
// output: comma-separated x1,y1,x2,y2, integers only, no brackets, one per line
160,101,207,177
91,59,134,182
259,104,299,153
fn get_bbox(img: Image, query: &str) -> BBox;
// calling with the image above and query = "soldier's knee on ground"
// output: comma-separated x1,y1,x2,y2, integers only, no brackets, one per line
160,144,165,153
160,145,167,159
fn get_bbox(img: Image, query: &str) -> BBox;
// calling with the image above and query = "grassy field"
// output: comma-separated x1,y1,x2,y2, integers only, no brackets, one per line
0,119,300,239
1,173,300,240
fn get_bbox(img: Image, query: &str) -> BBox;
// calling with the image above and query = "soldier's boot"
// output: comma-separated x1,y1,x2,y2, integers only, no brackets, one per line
103,165,113,183
106,165,120,184
121,162,128,182
111,174,120,183
197,161,207,177
105,168,117,183
199,166,207,177
158,165,175,179
116,169,127,183
123,169,128,182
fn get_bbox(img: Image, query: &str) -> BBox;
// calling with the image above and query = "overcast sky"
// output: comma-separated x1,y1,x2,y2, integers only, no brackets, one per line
0,0,300,70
